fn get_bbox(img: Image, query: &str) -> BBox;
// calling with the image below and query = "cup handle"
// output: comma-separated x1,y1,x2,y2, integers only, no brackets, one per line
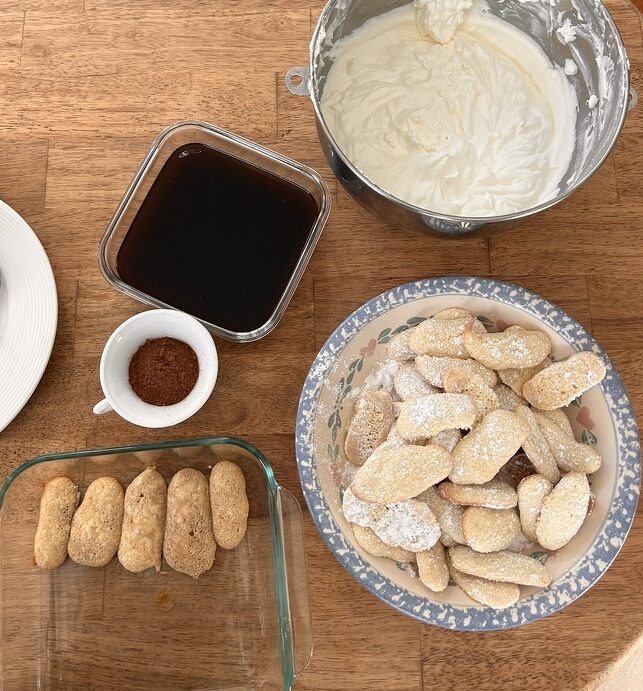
93,398,113,415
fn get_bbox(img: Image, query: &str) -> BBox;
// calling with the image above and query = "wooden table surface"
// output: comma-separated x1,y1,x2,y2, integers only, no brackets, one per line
0,1,641,689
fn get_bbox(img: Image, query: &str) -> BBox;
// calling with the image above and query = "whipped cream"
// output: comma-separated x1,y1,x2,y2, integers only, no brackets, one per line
321,3,577,217
414,0,473,44
556,17,577,44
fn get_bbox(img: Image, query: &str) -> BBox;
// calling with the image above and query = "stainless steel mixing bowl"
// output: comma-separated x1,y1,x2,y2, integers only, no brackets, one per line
286,0,637,236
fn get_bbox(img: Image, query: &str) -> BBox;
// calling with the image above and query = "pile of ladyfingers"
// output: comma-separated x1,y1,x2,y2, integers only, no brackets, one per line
341,308,607,608
33,461,249,579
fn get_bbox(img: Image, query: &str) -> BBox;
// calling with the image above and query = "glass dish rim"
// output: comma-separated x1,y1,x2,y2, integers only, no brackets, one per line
97,120,331,343
0,435,297,691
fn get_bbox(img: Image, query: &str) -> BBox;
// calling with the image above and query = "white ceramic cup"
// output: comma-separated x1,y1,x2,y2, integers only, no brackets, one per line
93,309,218,428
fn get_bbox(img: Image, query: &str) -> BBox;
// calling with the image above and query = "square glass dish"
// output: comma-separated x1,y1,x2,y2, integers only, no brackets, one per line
99,121,330,342
0,437,312,690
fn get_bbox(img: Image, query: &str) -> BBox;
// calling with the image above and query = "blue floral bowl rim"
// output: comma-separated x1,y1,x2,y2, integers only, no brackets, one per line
295,275,641,632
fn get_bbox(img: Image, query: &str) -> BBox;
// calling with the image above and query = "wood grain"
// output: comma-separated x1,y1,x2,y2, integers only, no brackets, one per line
0,0,641,689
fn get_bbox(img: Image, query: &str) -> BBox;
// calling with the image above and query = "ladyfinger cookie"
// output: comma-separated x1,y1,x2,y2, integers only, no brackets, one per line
438,478,518,509
443,367,500,422
432,308,472,321
517,474,553,542
397,393,477,441
535,472,590,550
419,486,466,546
385,421,406,446
118,468,167,573
68,477,124,568
505,531,539,556
210,461,249,549
494,384,527,411
429,428,462,453
363,433,406,469
499,357,551,397
34,477,80,570
394,362,437,401
373,499,441,552
449,409,529,485
534,408,575,437
351,524,415,563
463,320,551,370
345,485,441,553
344,390,394,465
522,352,606,410
461,507,522,553
449,545,551,587
514,406,560,484
408,317,486,358
352,444,452,504
417,542,449,592
342,486,385,528
163,468,216,578
387,330,415,362
532,412,602,473
448,561,520,609
415,355,497,389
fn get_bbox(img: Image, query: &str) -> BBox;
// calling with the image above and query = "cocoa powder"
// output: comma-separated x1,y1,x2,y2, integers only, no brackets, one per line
129,337,199,406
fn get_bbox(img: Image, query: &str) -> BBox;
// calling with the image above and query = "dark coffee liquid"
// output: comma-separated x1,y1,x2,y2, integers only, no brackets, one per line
116,143,319,333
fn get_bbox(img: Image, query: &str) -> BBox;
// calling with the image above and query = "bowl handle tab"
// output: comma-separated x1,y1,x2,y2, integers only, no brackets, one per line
285,66,311,97
628,87,638,113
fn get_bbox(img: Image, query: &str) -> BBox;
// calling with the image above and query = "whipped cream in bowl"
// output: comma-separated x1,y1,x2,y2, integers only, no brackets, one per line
321,1,577,218
290,0,632,233
414,0,473,44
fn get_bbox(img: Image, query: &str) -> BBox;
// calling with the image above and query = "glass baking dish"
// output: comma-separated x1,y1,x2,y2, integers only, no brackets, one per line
98,121,330,342
0,437,312,690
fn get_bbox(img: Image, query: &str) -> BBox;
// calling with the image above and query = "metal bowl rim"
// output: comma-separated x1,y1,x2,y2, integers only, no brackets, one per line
308,0,631,224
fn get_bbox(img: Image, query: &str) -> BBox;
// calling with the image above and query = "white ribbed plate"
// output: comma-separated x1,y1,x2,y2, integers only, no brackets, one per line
0,201,57,432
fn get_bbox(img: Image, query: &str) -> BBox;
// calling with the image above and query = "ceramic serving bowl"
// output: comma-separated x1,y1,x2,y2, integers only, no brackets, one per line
295,276,640,630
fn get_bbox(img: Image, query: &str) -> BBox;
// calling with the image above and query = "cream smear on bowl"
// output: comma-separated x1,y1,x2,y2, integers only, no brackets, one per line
320,1,578,217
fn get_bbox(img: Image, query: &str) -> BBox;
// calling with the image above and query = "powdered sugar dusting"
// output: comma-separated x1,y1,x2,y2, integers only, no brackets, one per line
343,486,441,552
394,362,437,400
373,500,441,552
398,393,476,439
464,326,551,369
388,330,415,362
363,359,400,392
342,486,383,527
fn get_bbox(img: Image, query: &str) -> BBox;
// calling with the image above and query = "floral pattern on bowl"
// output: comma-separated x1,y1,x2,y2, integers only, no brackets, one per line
295,277,640,631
